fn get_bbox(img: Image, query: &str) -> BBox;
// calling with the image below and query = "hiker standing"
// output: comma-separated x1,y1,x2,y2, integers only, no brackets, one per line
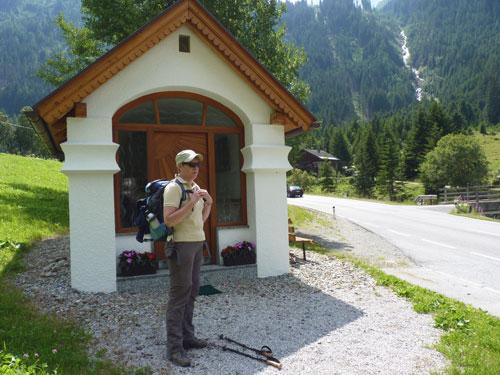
163,149,213,367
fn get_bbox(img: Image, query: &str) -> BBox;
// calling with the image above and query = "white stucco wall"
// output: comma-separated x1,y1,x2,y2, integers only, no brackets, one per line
64,23,293,291
84,25,271,126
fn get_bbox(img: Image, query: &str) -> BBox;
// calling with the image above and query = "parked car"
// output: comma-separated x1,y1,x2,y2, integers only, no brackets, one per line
287,185,304,198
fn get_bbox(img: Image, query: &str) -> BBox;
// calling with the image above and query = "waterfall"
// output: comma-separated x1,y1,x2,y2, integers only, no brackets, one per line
400,30,423,102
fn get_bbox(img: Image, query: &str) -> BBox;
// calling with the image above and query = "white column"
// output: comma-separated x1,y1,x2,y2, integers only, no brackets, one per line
241,123,292,278
61,117,120,292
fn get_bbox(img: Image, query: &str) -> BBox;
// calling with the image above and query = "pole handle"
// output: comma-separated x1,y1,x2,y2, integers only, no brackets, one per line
266,359,283,369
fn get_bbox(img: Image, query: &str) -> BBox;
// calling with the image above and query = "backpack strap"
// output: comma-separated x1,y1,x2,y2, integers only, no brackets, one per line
174,178,188,207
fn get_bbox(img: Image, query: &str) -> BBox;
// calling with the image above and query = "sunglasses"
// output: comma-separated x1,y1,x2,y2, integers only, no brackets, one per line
182,162,201,168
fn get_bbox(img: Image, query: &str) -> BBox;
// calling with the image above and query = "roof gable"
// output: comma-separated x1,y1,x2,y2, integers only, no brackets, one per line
29,0,316,157
304,149,339,161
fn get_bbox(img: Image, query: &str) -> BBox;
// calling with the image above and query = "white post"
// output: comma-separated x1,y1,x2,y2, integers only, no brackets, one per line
61,117,120,292
241,123,292,278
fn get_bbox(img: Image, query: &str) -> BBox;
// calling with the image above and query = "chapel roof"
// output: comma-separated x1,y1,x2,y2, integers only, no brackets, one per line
26,0,317,159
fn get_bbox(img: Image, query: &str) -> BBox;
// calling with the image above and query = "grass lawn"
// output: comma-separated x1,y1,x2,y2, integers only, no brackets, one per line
475,130,500,173
0,153,148,374
305,178,425,205
289,205,500,375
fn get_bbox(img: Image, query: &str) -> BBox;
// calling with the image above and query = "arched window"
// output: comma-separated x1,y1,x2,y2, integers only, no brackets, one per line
113,92,246,233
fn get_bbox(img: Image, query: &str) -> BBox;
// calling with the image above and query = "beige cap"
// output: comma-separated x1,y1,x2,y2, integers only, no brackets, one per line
175,149,204,166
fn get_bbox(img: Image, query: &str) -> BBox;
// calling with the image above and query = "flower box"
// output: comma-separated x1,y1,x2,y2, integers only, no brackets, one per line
221,241,256,266
118,250,158,277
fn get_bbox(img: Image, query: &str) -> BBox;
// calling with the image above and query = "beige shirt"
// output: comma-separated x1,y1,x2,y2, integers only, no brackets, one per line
163,177,205,242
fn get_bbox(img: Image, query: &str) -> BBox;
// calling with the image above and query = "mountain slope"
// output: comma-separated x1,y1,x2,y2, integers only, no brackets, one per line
283,0,415,125
381,0,500,124
0,0,81,116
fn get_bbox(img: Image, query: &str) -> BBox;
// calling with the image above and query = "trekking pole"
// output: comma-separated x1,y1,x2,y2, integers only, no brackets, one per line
221,345,282,369
219,334,273,358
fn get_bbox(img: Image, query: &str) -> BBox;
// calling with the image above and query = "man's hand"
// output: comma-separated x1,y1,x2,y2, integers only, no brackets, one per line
197,189,213,205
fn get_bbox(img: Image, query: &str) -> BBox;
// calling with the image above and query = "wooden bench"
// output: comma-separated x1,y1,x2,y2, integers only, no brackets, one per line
288,218,314,261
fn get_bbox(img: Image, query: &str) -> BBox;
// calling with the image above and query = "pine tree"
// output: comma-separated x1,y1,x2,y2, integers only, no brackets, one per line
479,121,488,135
428,101,451,137
16,109,50,157
330,128,351,167
376,125,399,200
354,126,378,196
486,73,500,124
401,107,433,179
0,111,15,153
449,110,466,134
318,161,335,192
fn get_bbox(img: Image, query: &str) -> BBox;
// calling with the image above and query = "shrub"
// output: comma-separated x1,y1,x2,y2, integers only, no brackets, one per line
0,349,57,375
287,168,317,191
420,134,489,192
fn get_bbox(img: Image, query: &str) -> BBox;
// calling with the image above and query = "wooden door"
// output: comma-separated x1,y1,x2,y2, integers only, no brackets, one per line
151,131,213,262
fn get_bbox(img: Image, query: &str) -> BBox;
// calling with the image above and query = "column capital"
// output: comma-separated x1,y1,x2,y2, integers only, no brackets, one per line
61,142,120,174
241,144,292,173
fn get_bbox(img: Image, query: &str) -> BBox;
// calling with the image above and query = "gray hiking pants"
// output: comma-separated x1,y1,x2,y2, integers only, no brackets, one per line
165,241,204,355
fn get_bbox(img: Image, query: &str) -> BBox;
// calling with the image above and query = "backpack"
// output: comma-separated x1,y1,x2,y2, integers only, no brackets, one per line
134,178,188,243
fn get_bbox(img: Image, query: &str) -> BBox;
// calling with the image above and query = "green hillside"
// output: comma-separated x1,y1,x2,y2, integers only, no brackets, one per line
475,131,500,174
284,0,415,124
0,0,81,116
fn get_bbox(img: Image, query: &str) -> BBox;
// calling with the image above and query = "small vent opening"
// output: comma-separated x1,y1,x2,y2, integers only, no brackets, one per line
179,35,190,53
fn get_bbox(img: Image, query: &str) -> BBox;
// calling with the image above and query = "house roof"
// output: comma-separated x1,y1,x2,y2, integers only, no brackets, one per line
26,0,317,159
303,149,340,161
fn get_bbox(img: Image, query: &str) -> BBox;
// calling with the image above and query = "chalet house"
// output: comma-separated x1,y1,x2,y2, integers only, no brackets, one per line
296,149,340,175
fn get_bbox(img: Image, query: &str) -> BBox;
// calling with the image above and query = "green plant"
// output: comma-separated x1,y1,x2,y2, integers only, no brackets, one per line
0,348,57,375
454,201,471,214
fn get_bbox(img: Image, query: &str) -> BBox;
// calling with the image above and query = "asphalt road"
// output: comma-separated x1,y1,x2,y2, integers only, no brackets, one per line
288,194,500,317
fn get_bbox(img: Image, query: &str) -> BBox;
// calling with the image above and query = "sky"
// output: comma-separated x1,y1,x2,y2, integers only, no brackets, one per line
284,0,386,7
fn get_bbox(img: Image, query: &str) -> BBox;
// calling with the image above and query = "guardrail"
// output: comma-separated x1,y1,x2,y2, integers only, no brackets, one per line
438,185,500,218
438,185,500,204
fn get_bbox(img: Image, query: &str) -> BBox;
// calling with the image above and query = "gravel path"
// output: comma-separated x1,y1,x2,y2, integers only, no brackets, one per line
13,215,448,374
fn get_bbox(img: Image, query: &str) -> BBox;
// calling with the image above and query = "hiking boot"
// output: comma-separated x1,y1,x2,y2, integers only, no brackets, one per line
183,337,208,350
169,351,191,367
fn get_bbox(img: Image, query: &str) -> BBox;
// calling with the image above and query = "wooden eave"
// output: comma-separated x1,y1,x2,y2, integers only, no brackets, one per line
31,0,316,156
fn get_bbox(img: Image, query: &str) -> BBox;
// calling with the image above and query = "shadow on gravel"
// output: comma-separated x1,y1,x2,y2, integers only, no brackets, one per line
295,230,354,252
189,274,364,374
16,237,364,374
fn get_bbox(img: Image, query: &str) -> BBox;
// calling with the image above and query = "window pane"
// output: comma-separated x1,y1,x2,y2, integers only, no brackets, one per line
158,98,202,125
215,134,242,223
206,105,236,127
118,131,148,228
119,101,155,123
